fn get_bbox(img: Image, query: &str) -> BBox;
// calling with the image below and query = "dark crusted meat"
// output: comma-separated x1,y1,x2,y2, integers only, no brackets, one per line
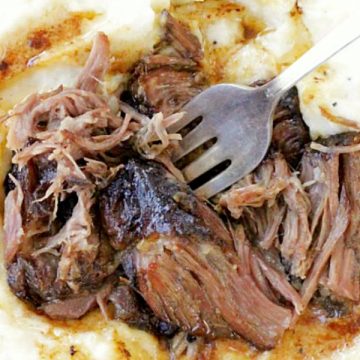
99,158,232,250
128,11,206,116
6,157,56,225
272,87,310,167
5,153,123,313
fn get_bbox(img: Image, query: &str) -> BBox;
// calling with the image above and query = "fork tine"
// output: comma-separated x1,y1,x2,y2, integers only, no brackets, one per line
167,99,205,133
172,123,216,162
182,144,226,182
194,164,240,199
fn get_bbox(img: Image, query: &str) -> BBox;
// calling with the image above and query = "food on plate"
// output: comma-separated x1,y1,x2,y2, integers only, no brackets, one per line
3,18,300,350
2,1,360,359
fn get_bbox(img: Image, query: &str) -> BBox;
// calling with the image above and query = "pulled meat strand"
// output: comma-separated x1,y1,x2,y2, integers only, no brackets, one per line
301,187,350,307
76,32,110,93
234,226,303,314
5,88,107,151
259,203,285,250
134,111,185,181
3,175,24,264
311,141,360,154
281,176,312,278
220,154,313,278
219,155,289,219
135,112,184,159
62,113,133,152
328,239,359,301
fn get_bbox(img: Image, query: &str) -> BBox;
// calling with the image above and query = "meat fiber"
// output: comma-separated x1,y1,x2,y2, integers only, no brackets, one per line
219,154,289,220
301,187,350,306
4,176,25,264
220,134,360,307
76,32,110,92
299,134,360,303
220,154,312,278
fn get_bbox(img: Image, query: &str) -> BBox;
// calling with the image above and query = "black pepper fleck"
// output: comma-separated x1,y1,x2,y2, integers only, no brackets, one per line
70,345,76,356
332,102,338,107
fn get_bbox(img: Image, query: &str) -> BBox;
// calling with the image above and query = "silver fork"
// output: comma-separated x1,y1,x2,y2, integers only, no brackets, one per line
170,15,360,199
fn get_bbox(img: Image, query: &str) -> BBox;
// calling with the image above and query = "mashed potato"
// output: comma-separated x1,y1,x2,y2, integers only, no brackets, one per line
298,0,360,138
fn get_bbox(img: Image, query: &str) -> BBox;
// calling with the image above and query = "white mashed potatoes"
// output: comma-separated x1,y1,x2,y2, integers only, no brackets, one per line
0,0,359,359
0,0,165,109
298,0,360,138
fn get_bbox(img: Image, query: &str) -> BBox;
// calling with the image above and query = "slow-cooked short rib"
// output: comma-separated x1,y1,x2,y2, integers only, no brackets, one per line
100,159,300,349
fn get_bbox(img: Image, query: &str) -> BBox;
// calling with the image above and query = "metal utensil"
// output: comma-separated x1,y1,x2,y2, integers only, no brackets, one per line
170,15,360,199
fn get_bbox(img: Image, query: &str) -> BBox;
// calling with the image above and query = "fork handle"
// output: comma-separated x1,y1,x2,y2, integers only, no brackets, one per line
265,14,360,99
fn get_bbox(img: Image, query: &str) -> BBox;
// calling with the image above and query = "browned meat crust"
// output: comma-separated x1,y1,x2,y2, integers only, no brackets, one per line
99,158,232,251
128,11,206,116
272,87,310,167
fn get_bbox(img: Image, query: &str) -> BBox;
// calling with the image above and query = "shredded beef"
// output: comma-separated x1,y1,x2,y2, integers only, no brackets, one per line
219,131,360,311
220,153,312,278
2,30,188,340
100,159,299,349
76,32,110,93
299,135,360,303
